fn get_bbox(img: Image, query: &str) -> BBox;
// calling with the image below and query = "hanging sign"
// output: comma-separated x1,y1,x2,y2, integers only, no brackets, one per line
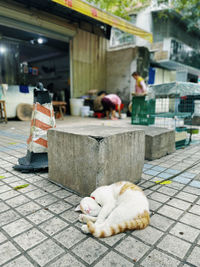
52,0,153,43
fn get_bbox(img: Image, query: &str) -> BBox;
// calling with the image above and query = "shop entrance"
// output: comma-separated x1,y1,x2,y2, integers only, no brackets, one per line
0,24,71,115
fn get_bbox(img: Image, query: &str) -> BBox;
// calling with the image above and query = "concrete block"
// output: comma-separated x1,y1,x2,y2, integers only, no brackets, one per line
132,126,175,160
48,125,145,195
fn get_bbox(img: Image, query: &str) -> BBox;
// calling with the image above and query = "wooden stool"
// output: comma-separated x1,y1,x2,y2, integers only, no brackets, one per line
0,100,7,123
52,101,67,120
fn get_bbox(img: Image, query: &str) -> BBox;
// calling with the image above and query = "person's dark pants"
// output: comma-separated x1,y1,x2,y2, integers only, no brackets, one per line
101,97,115,111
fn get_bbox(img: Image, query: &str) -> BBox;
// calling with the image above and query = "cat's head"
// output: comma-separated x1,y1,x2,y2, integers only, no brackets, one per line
75,197,101,216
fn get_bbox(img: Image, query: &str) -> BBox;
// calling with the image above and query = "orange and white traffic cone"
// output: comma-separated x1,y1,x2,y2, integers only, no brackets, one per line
14,83,56,172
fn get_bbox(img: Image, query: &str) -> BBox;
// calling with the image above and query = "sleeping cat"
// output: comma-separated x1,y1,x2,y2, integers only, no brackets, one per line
75,181,150,238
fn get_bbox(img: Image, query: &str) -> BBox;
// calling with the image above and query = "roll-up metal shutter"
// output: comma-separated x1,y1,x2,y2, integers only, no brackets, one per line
0,1,76,42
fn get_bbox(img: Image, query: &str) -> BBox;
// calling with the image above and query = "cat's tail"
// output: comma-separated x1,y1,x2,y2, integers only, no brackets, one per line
87,210,150,238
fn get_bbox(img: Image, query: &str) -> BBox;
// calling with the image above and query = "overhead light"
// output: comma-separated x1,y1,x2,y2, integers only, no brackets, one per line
0,46,6,53
37,38,45,44
30,37,47,45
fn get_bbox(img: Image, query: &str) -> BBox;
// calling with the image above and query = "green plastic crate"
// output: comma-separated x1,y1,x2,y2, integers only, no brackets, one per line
131,96,155,125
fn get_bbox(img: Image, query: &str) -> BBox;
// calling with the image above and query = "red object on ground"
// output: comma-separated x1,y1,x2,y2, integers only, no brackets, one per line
115,103,124,111
94,112,105,118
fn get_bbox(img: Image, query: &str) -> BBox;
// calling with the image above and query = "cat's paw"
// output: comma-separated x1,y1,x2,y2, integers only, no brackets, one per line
79,214,88,223
79,214,84,223
81,225,90,234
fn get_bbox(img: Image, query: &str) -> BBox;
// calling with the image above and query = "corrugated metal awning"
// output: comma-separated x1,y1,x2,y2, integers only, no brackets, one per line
52,0,153,43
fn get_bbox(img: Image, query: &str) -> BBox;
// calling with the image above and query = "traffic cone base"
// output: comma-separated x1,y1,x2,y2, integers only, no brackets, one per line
14,151,48,172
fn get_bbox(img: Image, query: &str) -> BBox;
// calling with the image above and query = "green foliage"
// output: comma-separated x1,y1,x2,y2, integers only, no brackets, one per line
13,184,29,190
172,0,200,29
87,0,200,29
87,0,151,20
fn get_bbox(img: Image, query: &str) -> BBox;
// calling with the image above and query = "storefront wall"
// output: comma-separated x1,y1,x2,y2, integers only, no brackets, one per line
71,29,107,98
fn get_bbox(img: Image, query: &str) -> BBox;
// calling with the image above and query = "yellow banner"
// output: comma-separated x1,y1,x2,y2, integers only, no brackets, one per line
52,0,153,43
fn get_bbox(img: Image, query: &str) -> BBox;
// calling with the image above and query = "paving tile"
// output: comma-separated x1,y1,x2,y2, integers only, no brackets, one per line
132,226,163,245
59,209,79,223
0,172,14,178
0,184,11,193
39,217,69,236
9,180,29,188
28,239,64,266
94,251,133,267
100,232,126,247
3,256,34,267
115,236,150,261
141,249,180,267
25,189,48,199
149,199,163,211
149,192,171,203
3,218,32,237
64,194,82,205
157,186,178,196
47,200,72,214
166,181,185,190
170,222,200,243
44,184,61,193
144,189,154,196
19,173,35,179
0,241,21,266
0,232,7,243
27,209,53,224
151,166,166,172
186,246,200,266
157,235,191,259
35,194,58,206
189,204,200,216
167,198,191,211
15,202,41,216
5,195,30,208
72,238,108,265
172,176,191,184
0,210,21,227
165,169,180,175
175,191,198,202
54,227,85,248
52,189,73,199
157,205,184,220
0,189,19,200
143,170,160,176
180,213,200,229
0,201,10,212
140,181,155,189
157,172,173,179
14,228,47,250
141,173,153,180
183,186,200,195
144,163,154,169
25,176,43,184
48,253,85,267
181,172,196,179
150,214,175,231
190,180,200,188
3,177,21,184
34,180,52,188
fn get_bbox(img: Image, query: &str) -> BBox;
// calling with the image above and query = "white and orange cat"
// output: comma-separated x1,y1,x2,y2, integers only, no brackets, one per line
75,181,150,238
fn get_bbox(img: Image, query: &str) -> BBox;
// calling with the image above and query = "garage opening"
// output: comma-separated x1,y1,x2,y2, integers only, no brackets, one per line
0,24,71,117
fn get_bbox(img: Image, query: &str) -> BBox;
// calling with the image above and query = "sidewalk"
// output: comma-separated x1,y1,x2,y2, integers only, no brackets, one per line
0,117,200,267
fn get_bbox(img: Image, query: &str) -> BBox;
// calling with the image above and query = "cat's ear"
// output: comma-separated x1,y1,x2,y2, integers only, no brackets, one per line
75,204,81,212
